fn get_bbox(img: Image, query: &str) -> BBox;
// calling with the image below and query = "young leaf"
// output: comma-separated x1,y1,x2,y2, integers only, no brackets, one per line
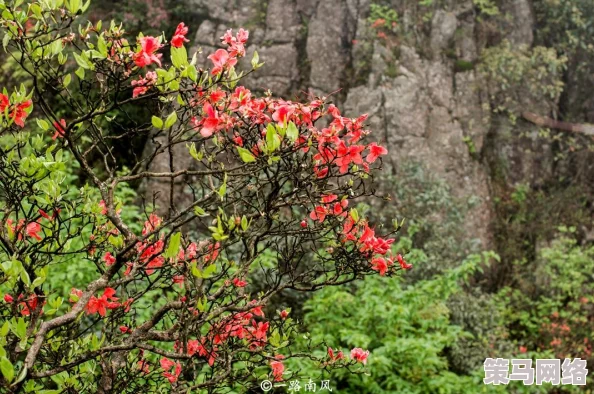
97,35,108,57
151,116,163,129
164,232,181,259
62,73,71,88
251,50,259,68
202,263,217,278
236,146,256,163
164,111,177,129
0,357,13,383
171,45,188,69
73,52,90,69
286,121,299,143
36,119,49,131
194,206,208,217
218,173,227,200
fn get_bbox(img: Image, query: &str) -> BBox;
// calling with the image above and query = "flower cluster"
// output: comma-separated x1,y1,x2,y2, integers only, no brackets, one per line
131,71,157,98
0,93,32,128
70,288,120,317
170,22,189,48
133,36,163,68
3,293,46,316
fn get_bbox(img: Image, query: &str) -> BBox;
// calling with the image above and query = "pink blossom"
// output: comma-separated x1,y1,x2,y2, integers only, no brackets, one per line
207,49,237,75
350,347,369,364
133,36,162,68
171,22,189,48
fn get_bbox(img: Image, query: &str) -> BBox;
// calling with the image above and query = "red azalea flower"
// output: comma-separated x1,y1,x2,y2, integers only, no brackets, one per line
0,94,9,112
142,213,162,236
232,133,243,146
131,71,157,98
137,360,150,374
103,252,116,266
309,205,329,223
321,194,338,204
232,278,248,287
328,347,344,361
52,118,66,139
122,298,134,313
26,221,42,241
371,257,389,276
172,275,184,288
133,36,163,68
272,104,295,126
160,358,182,384
11,99,32,128
350,347,369,364
207,49,237,76
366,142,388,163
397,254,412,270
200,102,223,138
4,294,13,303
85,288,119,317
270,355,285,382
20,294,44,316
220,28,249,57
119,326,131,334
279,309,289,319
38,209,51,220
335,141,365,173
171,22,189,48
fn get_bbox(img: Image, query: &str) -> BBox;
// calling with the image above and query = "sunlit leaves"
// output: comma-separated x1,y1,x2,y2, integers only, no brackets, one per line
236,146,256,163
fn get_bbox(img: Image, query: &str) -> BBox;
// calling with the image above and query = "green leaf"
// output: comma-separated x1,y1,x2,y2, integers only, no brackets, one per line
350,208,359,223
36,119,49,131
266,123,280,153
241,215,248,231
14,318,26,340
73,52,90,69
218,173,227,200
196,296,207,312
171,45,188,69
191,263,203,278
0,357,13,383
29,4,42,19
202,263,217,278
164,232,181,259
286,121,299,143
151,116,163,129
2,34,10,50
0,322,9,337
62,73,71,87
194,206,208,217
97,35,107,57
188,142,203,161
164,111,177,129
187,64,197,82
75,66,85,80
236,146,256,163
251,50,259,68
20,270,30,287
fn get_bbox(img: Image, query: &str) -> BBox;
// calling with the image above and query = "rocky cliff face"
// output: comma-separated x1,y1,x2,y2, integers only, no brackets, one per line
144,0,592,252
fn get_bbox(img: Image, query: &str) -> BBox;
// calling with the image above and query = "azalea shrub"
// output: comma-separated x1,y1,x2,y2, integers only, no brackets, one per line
0,0,407,392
